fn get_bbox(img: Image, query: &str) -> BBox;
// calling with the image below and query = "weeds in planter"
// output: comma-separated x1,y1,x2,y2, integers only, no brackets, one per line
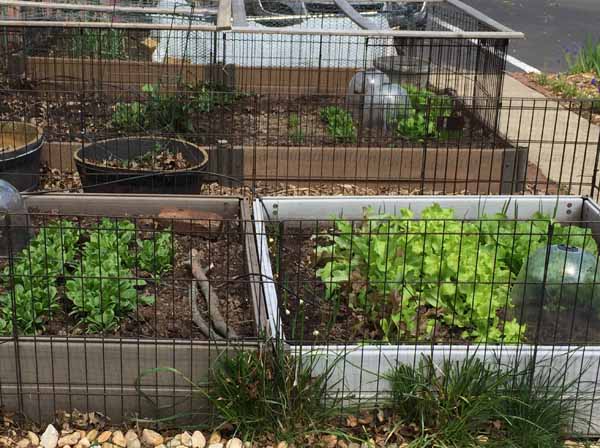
111,102,145,131
111,84,195,133
566,36,600,77
314,204,597,343
395,86,455,141
320,106,357,143
191,82,238,113
207,345,342,442
104,143,191,171
140,84,196,133
0,218,174,334
112,83,241,133
71,28,127,60
288,113,305,144
386,354,587,447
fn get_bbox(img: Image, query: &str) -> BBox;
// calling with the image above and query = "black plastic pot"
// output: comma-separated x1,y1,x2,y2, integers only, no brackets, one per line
74,137,209,194
0,122,44,192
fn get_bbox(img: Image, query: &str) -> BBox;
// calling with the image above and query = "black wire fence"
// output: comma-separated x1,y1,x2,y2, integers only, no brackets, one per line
0,3,600,439
0,15,522,195
252,195,600,436
0,194,263,423
3,194,600,434
0,91,597,197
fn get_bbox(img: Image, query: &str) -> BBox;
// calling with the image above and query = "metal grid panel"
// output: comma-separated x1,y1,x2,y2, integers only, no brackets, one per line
0,194,264,423
253,195,600,435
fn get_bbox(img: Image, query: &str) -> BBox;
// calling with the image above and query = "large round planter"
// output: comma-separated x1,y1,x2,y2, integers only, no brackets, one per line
74,137,209,194
0,122,44,192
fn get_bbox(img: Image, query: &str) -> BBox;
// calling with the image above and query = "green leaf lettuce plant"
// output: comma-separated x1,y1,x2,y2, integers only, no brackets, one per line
315,204,597,343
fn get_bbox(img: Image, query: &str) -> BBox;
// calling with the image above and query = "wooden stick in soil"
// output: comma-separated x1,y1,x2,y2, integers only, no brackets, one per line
189,248,238,339
189,278,223,340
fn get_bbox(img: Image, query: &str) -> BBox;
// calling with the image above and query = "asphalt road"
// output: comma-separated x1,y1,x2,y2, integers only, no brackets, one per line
461,0,600,72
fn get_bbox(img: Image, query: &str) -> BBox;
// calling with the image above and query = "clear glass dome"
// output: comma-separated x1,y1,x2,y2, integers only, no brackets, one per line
0,180,31,258
511,244,600,315
346,69,410,130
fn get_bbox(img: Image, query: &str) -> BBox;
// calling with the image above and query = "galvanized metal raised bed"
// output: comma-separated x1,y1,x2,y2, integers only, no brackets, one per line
253,195,600,435
0,193,262,423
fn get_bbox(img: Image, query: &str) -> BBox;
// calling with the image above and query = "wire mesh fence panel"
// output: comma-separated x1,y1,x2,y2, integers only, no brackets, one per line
0,0,529,195
0,88,596,196
0,193,265,423
252,195,600,434
2,1,600,441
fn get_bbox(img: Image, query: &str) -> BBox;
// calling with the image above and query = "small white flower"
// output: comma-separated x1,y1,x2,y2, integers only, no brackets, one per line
312,330,320,337
268,237,275,243
299,299,304,306
285,309,291,316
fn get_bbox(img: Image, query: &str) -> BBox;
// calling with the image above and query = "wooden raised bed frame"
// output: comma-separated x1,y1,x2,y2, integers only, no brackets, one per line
14,55,526,194
10,56,356,96
42,141,527,194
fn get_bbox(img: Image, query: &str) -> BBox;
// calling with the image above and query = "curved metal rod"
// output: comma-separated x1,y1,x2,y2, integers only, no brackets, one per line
244,0,306,24
231,0,248,26
333,0,378,30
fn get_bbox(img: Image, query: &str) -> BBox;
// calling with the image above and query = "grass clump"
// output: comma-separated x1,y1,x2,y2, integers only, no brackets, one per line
138,348,590,447
207,345,341,443
566,35,600,77
387,354,586,447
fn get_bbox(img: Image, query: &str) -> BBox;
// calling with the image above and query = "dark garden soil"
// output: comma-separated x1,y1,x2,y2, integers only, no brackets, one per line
224,95,507,149
6,213,255,339
0,87,508,150
272,227,600,345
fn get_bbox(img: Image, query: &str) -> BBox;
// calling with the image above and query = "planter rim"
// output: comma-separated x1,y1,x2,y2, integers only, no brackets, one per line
0,335,263,346
0,121,44,158
74,136,209,174
23,192,242,200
